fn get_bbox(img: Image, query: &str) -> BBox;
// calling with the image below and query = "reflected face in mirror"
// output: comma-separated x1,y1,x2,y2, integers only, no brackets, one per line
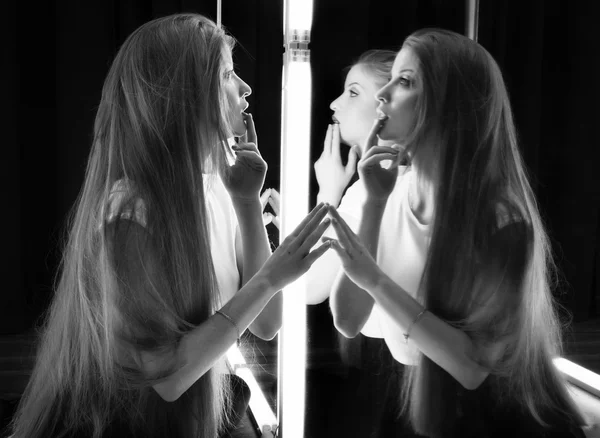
375,48,420,142
221,49,252,137
330,65,386,155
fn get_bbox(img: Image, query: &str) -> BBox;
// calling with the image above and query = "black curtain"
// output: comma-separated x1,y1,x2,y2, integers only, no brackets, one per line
3,0,598,334
478,0,600,322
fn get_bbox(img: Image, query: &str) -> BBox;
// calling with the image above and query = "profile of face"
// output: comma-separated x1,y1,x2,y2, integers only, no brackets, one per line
330,65,385,152
222,49,252,137
375,48,420,143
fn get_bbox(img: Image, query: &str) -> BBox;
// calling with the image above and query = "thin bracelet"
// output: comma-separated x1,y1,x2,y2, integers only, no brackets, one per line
403,309,428,344
215,310,241,340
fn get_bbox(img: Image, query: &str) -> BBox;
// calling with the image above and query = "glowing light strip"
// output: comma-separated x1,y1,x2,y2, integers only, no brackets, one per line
278,0,313,435
554,357,600,399
216,0,222,28
278,62,312,438
465,0,480,41
226,345,277,431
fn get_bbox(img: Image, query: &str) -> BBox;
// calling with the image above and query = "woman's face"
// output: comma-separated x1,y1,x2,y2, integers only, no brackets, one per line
222,49,252,137
330,65,385,151
375,48,420,143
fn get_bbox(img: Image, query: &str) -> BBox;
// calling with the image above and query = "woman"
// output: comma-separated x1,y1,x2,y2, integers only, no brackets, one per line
9,14,332,438
297,49,398,306
326,28,588,437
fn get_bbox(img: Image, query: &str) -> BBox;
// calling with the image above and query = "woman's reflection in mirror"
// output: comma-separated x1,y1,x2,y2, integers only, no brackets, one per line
324,29,589,438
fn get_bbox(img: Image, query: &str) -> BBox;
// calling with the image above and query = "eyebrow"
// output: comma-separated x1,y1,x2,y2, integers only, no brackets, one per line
346,82,364,88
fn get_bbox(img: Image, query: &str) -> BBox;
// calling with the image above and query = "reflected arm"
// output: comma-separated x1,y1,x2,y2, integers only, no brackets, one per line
330,199,386,337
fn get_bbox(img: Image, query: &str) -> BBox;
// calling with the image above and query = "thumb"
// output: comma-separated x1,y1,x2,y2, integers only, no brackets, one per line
345,146,359,175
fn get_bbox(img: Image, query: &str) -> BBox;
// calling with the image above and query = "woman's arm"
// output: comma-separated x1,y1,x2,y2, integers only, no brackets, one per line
369,274,491,390
330,199,386,337
113,203,332,402
151,273,276,402
326,207,515,390
225,114,281,340
233,196,281,340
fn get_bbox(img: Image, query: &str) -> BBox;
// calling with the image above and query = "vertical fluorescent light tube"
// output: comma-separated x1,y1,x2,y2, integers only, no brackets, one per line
279,0,313,437
465,0,480,41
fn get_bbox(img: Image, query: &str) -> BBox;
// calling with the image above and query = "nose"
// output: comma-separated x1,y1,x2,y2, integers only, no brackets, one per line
375,84,388,104
329,97,339,111
240,78,252,98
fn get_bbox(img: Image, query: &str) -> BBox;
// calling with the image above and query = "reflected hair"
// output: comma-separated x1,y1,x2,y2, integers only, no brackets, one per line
10,13,237,438
343,49,396,87
396,29,585,436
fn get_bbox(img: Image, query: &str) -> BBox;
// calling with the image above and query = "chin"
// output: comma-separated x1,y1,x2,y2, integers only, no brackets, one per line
377,126,400,143
232,121,246,138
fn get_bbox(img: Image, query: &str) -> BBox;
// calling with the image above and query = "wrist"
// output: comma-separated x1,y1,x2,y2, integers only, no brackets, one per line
367,266,387,297
364,196,389,210
231,194,262,207
317,190,343,207
251,273,279,298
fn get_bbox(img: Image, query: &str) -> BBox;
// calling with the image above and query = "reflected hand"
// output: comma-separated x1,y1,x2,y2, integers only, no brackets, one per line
358,118,406,202
322,207,383,292
259,203,332,291
261,188,280,229
314,123,358,207
223,113,268,201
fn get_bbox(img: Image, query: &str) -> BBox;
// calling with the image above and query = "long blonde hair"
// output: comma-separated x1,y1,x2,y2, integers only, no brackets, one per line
10,13,237,438
398,29,585,436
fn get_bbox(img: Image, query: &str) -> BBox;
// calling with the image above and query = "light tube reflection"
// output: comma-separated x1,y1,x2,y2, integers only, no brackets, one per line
226,345,277,432
554,357,600,399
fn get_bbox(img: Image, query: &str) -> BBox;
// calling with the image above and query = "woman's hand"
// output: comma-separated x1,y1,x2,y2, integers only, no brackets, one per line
261,188,280,229
314,123,359,207
323,207,384,292
223,113,268,202
358,118,406,202
258,203,332,291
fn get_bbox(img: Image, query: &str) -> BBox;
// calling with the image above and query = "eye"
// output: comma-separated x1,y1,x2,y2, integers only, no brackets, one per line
223,69,234,80
349,89,358,97
399,77,412,87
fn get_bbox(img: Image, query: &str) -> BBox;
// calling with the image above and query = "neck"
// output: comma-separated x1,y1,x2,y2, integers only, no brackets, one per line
408,157,436,225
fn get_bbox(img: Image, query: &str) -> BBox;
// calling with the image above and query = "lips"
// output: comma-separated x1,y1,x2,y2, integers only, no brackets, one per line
331,115,340,124
376,109,388,121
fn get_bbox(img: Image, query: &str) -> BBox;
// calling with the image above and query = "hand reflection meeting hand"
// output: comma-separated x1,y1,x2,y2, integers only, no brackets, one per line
322,206,383,292
223,113,268,202
358,118,406,202
314,123,359,207
261,188,280,229
258,202,332,291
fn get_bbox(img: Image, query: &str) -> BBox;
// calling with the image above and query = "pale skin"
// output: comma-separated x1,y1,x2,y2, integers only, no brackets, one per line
263,65,398,305
327,47,505,390
226,113,282,340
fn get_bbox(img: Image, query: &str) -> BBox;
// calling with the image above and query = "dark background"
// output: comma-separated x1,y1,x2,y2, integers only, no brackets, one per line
1,0,599,436
1,0,598,385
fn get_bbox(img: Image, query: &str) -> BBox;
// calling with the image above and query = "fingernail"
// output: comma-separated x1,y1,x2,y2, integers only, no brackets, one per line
323,218,331,224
